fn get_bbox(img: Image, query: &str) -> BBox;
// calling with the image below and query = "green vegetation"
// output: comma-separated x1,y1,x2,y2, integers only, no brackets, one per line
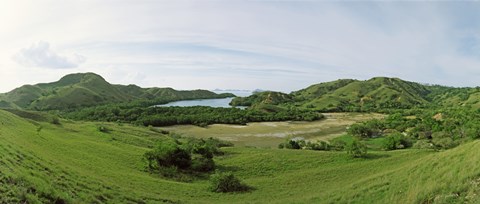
230,77,480,112
5,75,480,203
63,105,324,127
209,171,251,193
341,108,480,151
345,139,368,158
0,72,234,110
2,109,480,202
229,91,292,106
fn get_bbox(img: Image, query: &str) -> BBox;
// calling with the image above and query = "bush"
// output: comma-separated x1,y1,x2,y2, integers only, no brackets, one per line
191,157,215,172
144,141,192,171
305,141,330,151
97,125,109,133
330,140,346,151
278,138,305,149
433,137,457,150
412,140,434,149
346,140,367,158
144,136,229,175
431,131,458,149
347,122,382,138
50,116,61,125
209,171,250,193
382,132,412,150
182,137,227,158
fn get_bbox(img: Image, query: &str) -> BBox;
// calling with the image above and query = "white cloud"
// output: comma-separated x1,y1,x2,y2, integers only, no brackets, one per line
2,1,480,92
13,41,86,69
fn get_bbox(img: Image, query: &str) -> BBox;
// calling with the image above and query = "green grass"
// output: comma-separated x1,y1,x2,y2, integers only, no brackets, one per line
332,134,387,151
1,109,480,203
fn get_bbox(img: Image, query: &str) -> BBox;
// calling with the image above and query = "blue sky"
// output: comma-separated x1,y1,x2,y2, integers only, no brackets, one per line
1,1,480,92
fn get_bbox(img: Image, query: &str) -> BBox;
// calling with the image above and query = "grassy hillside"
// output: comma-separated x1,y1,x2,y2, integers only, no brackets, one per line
295,77,432,110
0,109,479,203
0,73,234,110
233,77,464,111
229,91,292,107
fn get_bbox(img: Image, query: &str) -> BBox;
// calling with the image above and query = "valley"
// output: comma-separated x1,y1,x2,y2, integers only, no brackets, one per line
3,3,480,203
1,73,480,203
0,109,479,203
161,113,383,148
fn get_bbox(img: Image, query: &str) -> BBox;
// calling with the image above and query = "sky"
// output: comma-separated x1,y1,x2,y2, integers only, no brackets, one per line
1,1,480,93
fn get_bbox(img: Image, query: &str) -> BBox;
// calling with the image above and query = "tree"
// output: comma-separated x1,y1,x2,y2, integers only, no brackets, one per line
144,141,191,170
209,171,250,193
382,132,411,150
347,124,373,138
346,140,367,158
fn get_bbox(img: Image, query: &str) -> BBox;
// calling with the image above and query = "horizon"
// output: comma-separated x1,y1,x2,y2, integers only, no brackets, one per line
2,1,480,92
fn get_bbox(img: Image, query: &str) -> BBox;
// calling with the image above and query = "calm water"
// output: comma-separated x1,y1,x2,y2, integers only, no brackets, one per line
156,90,251,108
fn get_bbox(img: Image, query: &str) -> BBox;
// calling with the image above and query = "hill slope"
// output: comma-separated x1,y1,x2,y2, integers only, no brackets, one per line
0,109,479,203
293,77,434,110
0,73,234,110
233,77,469,111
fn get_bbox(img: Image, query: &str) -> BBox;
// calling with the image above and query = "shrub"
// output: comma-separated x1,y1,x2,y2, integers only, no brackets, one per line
144,141,192,171
278,138,305,149
50,116,61,125
305,141,330,151
433,137,457,150
346,140,367,158
330,140,346,151
431,131,458,149
412,140,434,149
191,157,215,172
382,132,412,150
97,125,109,133
209,171,250,193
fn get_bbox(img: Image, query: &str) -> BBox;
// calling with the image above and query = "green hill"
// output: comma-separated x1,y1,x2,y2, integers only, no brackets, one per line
292,77,433,111
0,109,479,203
229,91,293,106
0,73,234,110
233,77,466,111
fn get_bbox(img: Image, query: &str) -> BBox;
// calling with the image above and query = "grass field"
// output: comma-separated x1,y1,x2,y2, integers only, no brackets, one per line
160,113,384,148
1,110,479,203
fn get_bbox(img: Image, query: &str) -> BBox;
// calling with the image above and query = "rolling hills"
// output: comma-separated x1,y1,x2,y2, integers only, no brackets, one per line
0,73,234,110
0,109,479,203
232,77,480,111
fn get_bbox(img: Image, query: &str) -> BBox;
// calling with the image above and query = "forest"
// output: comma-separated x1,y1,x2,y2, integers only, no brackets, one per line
63,105,324,127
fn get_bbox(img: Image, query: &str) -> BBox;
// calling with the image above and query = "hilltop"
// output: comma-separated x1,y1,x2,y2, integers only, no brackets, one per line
0,73,234,110
231,77,480,111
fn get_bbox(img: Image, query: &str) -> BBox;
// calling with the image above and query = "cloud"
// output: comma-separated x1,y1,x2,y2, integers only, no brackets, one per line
13,41,86,69
3,1,480,92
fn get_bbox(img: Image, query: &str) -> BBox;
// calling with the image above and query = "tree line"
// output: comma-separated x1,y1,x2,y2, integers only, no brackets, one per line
63,105,324,127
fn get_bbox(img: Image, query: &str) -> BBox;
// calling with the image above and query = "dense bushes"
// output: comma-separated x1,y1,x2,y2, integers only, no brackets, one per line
347,118,388,138
347,108,480,151
144,137,252,193
278,138,331,151
382,132,412,150
209,171,250,193
144,137,229,175
346,140,367,158
144,141,192,170
63,105,324,127
278,137,366,158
